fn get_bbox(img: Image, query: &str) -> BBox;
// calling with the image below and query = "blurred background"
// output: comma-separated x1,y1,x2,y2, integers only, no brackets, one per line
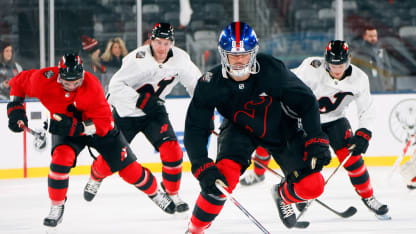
1,0,416,97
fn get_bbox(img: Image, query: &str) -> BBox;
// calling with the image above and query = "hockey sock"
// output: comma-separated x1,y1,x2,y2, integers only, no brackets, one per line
281,172,325,204
159,141,183,195
336,148,373,198
253,147,271,176
90,155,112,181
189,159,242,230
48,145,76,204
119,162,158,196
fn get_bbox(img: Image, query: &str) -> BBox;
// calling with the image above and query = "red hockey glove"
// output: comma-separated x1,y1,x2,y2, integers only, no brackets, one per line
304,133,331,171
48,114,84,136
136,93,166,117
7,101,28,133
350,128,371,156
192,158,228,196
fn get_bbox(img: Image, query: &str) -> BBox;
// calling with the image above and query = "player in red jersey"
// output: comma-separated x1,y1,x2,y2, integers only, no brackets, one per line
6,53,175,228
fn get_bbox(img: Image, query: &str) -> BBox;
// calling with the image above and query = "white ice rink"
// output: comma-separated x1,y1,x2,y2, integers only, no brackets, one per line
1,167,415,234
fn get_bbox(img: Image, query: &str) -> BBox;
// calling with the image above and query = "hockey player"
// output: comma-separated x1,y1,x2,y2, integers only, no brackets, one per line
240,40,389,218
184,22,332,233
6,53,176,228
83,22,201,212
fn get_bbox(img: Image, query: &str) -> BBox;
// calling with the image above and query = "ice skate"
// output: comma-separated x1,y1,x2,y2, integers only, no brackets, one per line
239,170,265,186
295,202,307,212
83,177,102,202
362,195,391,220
271,183,296,228
149,189,176,214
161,182,189,212
43,203,65,227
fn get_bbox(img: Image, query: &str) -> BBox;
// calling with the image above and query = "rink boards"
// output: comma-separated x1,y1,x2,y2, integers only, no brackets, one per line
1,93,415,179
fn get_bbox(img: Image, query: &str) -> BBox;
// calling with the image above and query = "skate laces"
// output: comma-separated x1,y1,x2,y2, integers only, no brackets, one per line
85,179,101,194
152,191,172,209
279,199,295,218
365,196,382,210
46,205,63,219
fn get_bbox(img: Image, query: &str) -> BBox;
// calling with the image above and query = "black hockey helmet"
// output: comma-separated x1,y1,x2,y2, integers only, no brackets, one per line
58,53,84,81
151,22,175,41
324,40,350,65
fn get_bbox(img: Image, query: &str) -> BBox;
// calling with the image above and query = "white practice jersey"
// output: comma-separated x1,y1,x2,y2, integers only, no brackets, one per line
108,45,201,117
291,56,376,131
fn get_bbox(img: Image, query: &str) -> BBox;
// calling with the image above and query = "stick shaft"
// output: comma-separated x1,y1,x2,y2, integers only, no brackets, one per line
215,180,270,234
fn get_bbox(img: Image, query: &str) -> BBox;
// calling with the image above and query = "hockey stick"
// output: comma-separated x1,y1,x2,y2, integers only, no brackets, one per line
295,144,356,222
215,180,271,234
252,158,357,219
389,134,416,177
18,120,47,150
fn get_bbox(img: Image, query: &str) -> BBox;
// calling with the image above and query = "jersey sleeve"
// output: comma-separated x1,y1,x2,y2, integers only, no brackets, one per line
267,58,323,136
184,80,216,166
179,57,201,97
355,70,376,131
107,55,145,116
9,69,38,99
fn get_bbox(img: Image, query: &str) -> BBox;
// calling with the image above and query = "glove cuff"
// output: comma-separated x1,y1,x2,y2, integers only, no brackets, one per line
355,128,372,141
305,133,329,148
192,158,215,179
7,102,25,116
136,92,151,109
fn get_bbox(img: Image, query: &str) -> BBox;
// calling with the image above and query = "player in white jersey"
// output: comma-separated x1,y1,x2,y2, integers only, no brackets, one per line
83,22,201,213
240,40,389,218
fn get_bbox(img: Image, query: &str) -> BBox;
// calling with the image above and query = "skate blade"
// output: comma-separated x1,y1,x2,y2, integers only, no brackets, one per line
375,214,392,220
45,227,58,234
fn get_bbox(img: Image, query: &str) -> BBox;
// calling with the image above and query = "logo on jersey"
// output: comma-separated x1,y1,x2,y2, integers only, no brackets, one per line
160,124,168,134
120,147,127,161
200,72,213,83
389,99,416,143
136,51,146,58
239,84,245,90
319,92,353,113
43,70,55,79
310,60,322,68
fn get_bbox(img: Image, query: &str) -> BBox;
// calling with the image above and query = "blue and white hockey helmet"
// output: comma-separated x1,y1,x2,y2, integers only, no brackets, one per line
218,22,259,77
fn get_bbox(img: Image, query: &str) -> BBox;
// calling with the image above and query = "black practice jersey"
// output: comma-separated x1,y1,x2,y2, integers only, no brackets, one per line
184,53,323,165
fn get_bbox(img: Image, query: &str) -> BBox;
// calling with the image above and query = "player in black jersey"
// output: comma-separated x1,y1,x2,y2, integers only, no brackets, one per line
184,22,332,233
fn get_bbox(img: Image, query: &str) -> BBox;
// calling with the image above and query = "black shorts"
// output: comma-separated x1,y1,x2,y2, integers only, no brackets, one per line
51,127,137,173
322,117,352,151
113,109,178,151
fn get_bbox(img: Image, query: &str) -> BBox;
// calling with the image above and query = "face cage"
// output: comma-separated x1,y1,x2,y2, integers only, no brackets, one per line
218,45,259,78
324,58,351,73
57,72,85,91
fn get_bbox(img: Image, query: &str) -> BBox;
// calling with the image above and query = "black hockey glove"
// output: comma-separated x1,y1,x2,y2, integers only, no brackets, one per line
7,101,28,133
304,133,331,171
48,114,84,136
192,158,228,196
350,128,371,156
136,93,166,117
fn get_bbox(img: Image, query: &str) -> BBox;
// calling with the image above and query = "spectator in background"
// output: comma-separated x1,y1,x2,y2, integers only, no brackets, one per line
80,35,106,87
0,41,23,100
101,37,128,71
351,26,394,92
100,37,128,92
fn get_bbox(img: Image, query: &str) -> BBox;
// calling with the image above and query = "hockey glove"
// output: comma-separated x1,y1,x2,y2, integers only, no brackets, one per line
136,93,166,117
48,114,84,136
350,128,371,156
304,133,331,171
7,101,28,133
192,158,228,196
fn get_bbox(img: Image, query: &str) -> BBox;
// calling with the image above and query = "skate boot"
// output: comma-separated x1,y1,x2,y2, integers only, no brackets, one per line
295,202,307,212
43,203,65,227
161,182,189,212
271,183,296,228
149,189,176,214
362,195,390,220
407,184,416,190
239,170,265,186
83,177,102,202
